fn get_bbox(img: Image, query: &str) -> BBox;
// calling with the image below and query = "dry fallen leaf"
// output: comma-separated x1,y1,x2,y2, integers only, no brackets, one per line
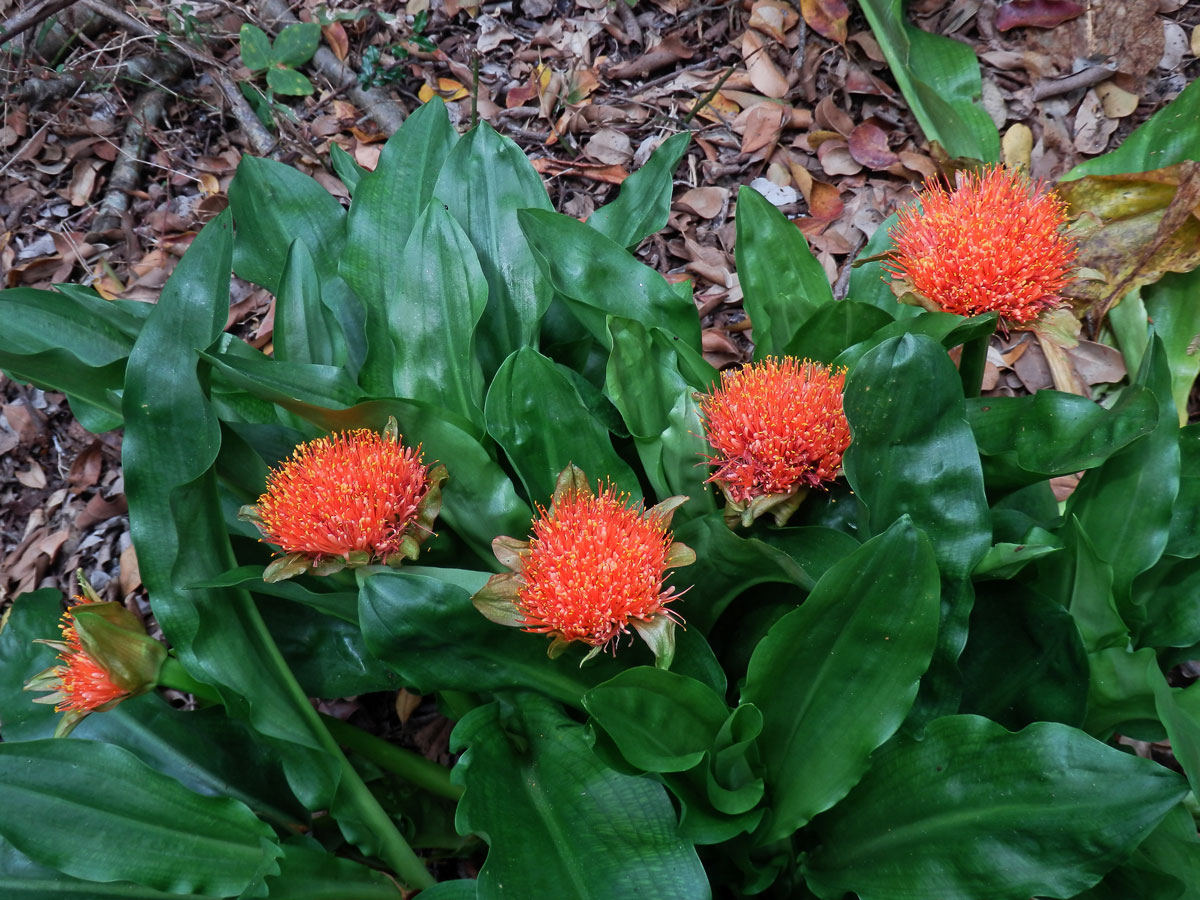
799,0,849,43
995,0,1085,31
1002,123,1035,169
584,127,634,165
739,103,786,155
847,120,899,169
675,186,730,219
742,29,789,99
15,461,46,489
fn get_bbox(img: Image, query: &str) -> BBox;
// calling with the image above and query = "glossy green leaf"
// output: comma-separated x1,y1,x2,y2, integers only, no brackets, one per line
671,513,823,633
958,581,1088,729
1144,268,1200,426
271,21,319,66
0,589,63,739
487,347,639,501
834,310,997,371
1084,646,1162,741
584,667,730,772
452,695,709,899
1073,803,1200,900
742,517,940,842
805,715,1188,900
416,881,478,900
1166,424,1200,558
121,213,339,813
1063,79,1200,180
328,142,367,195
203,346,363,410
1135,555,1200,649
519,207,702,349
341,101,457,390
1069,336,1180,610
605,318,715,514
387,201,488,426
843,333,990,568
1064,517,1127,653
782,299,894,364
589,131,691,248
966,387,1157,490
274,238,337,366
435,123,554,377
360,571,626,705
267,66,314,96
1150,663,1200,801
239,23,271,71
0,740,279,895
195,565,358,623
229,155,346,291
858,0,999,162
734,185,833,359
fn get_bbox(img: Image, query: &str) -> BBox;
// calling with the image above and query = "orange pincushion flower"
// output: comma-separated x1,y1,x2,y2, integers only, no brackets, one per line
884,165,1077,324
472,465,694,665
26,575,167,736
244,418,446,581
700,357,850,526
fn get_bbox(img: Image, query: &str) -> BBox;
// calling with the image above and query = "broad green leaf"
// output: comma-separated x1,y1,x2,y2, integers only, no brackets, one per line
452,695,709,899
1143,269,1200,426
388,201,488,427
274,239,338,366
121,214,341,816
1063,79,1200,180
262,839,404,899
0,740,280,895
360,571,625,705
203,346,364,410
229,155,346,291
1065,517,1128,653
239,23,271,71
805,715,1188,900
734,184,833,359
857,0,999,162
1069,336,1180,612
1084,646,1162,741
605,318,715,516
435,123,554,378
341,100,457,366
1073,803,1200,900
589,131,691,248
833,310,997,371
267,66,315,96
783,299,894,364
328,143,367,195
846,211,914,317
519,207,702,349
1135,555,1200,649
0,590,76,738
966,386,1157,490
843,338,991,547
487,347,639,501
195,565,358,623
670,513,827,633
1150,662,1200,801
416,881,478,900
584,667,730,772
271,21,320,66
958,581,1088,729
741,517,939,843
1167,423,1200,558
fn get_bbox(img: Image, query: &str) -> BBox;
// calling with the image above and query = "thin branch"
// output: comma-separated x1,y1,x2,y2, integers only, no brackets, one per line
0,0,79,46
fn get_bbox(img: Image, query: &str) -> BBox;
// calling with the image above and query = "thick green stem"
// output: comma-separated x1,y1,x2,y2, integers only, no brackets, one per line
321,714,463,802
159,654,435,891
957,334,989,398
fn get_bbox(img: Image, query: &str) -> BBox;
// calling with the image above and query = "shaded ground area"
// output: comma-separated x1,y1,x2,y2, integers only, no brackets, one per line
0,0,1196,670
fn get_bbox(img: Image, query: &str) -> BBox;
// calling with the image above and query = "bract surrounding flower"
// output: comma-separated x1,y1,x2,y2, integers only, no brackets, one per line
25,575,166,737
885,165,1077,325
700,356,850,528
241,417,446,582
471,464,694,667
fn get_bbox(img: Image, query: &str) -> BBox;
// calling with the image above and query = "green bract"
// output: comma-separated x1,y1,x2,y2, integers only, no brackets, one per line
0,44,1198,899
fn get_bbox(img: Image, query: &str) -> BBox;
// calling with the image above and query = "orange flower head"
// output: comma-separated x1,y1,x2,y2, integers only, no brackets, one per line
700,357,850,513
471,465,694,666
51,598,128,714
884,165,1077,324
247,419,445,580
517,484,681,649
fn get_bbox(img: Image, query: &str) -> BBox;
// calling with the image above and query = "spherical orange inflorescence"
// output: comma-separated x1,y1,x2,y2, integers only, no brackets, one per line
255,429,430,562
55,599,127,713
884,165,1077,324
700,357,851,503
516,485,682,648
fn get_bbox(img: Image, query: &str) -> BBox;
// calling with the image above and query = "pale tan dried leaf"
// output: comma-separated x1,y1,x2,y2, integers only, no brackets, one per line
1002,123,1034,169
739,103,785,154
584,127,633,165
1096,81,1139,117
742,29,789,99
675,186,730,219
16,461,46,489
1073,89,1118,155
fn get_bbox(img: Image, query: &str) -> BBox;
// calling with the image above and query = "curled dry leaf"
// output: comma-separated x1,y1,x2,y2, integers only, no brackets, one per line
1073,89,1118,154
995,0,1085,31
739,104,786,155
675,186,730,219
1096,81,1140,118
799,0,849,43
749,0,799,43
847,120,899,169
322,22,349,61
584,127,634,165
817,140,862,176
742,29,789,99
814,95,855,136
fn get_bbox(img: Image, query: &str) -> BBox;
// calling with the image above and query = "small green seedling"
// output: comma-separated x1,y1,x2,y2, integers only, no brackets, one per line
239,21,320,96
